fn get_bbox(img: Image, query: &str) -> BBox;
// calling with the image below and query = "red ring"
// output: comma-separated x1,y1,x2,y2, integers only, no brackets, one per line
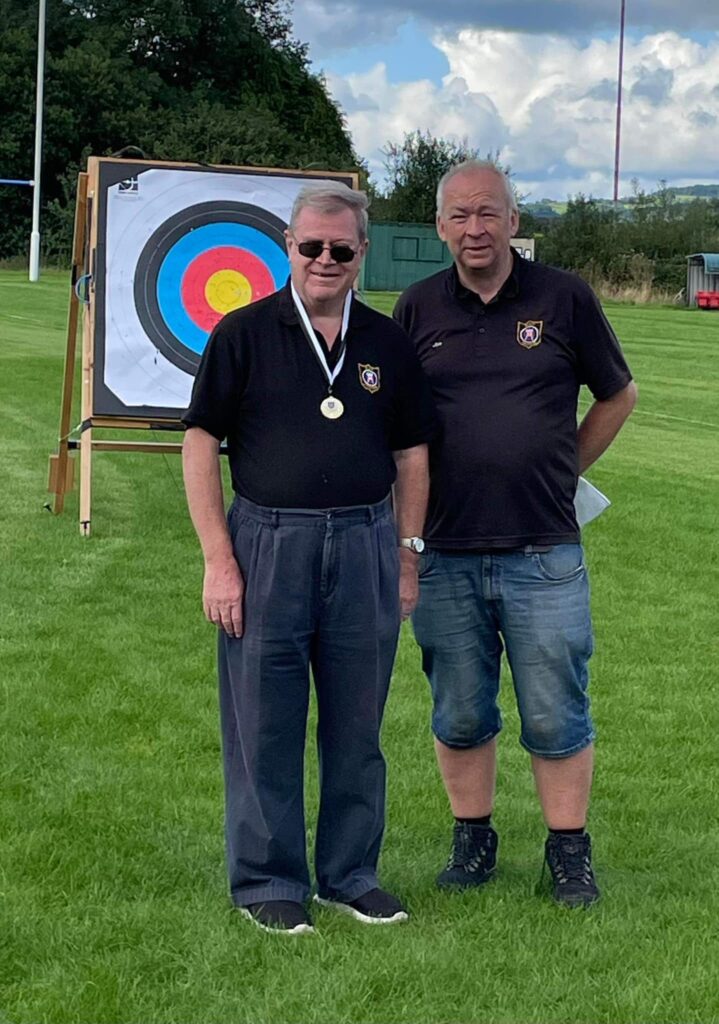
181,246,275,331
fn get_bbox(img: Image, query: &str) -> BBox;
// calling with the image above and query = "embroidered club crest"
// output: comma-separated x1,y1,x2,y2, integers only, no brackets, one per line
516,321,543,349
358,363,381,393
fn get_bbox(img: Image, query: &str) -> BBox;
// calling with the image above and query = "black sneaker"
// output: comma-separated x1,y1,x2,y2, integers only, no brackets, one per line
239,900,314,935
544,832,600,908
314,887,409,924
436,822,498,889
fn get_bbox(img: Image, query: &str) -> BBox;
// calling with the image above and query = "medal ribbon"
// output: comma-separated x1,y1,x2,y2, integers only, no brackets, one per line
290,282,352,394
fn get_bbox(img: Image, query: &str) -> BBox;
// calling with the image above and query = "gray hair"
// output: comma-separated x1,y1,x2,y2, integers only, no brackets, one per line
436,160,517,215
290,180,369,241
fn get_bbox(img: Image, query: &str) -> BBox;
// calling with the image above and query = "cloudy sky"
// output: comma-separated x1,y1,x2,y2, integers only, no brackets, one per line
292,0,719,201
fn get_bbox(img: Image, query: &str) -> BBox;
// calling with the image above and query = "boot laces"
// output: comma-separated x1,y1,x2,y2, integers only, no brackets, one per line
551,838,593,886
447,825,491,873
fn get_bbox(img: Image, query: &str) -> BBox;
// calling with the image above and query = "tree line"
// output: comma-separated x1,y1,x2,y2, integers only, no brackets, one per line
1,3,717,296
0,0,356,260
373,132,719,297
535,189,719,297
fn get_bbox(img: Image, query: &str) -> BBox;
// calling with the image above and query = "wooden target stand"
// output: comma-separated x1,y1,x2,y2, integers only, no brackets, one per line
49,166,187,536
49,157,358,536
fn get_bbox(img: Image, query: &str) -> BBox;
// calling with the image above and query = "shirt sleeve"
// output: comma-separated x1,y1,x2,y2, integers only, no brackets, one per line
572,282,633,400
388,327,439,451
181,317,244,440
392,289,416,340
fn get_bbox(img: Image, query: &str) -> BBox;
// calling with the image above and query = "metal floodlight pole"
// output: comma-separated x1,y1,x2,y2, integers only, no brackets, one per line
29,0,47,282
613,0,627,203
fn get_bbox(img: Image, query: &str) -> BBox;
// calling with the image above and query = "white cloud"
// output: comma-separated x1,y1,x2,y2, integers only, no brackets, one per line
327,63,507,179
325,30,719,199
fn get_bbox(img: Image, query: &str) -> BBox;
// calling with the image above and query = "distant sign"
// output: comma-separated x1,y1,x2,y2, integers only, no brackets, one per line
511,238,535,261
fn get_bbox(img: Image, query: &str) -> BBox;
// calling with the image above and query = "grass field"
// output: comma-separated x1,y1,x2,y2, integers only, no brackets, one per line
1,269,718,1024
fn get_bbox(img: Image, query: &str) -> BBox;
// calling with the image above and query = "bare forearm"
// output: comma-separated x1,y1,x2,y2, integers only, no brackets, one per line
183,427,244,636
578,382,637,474
393,444,429,620
182,427,233,566
393,443,430,538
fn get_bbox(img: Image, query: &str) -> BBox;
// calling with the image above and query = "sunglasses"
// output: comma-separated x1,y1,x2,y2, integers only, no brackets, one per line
296,240,358,264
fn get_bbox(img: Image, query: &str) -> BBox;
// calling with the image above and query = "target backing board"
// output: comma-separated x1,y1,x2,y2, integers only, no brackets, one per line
90,158,357,422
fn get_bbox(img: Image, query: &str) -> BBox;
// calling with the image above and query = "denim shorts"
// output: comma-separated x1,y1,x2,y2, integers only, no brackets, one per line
411,545,595,758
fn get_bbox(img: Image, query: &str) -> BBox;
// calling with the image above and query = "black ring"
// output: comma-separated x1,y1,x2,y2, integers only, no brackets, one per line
134,201,287,373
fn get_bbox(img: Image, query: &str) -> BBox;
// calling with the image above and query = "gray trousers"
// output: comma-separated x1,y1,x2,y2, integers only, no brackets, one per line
218,494,400,907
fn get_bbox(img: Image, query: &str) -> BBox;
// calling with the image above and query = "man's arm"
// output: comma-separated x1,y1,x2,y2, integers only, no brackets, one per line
393,443,430,620
182,426,244,638
577,381,638,474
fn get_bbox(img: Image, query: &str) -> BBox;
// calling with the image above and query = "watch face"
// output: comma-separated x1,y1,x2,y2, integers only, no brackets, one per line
412,538,425,553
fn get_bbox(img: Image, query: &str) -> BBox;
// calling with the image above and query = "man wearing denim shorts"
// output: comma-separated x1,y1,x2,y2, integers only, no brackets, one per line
394,160,637,906
182,182,436,934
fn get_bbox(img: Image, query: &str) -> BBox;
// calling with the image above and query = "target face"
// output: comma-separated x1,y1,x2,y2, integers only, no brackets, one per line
134,201,288,374
95,163,354,419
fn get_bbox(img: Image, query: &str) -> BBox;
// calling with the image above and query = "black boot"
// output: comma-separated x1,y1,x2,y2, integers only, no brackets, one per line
544,832,600,907
436,822,498,889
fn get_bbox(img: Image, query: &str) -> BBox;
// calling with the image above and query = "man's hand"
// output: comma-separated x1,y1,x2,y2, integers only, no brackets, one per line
399,548,420,620
183,428,245,637
203,556,245,638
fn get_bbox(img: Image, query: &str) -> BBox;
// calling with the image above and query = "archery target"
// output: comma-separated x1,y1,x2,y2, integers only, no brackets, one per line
134,202,289,374
101,168,309,413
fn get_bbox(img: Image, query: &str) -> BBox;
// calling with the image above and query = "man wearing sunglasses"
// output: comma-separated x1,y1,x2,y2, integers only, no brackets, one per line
182,181,436,935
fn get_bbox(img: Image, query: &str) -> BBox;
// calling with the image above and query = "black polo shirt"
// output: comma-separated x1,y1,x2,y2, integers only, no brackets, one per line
394,253,633,549
182,281,437,508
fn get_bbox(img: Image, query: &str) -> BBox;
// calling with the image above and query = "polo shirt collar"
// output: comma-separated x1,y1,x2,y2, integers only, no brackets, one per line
447,248,524,306
277,276,375,328
278,278,299,325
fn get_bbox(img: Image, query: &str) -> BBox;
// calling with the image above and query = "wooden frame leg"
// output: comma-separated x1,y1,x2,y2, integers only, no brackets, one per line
79,427,92,537
52,172,88,514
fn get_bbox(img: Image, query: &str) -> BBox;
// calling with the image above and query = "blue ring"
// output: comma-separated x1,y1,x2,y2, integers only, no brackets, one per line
156,223,288,355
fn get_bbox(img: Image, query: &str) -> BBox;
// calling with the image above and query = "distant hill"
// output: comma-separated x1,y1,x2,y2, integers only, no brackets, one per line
665,184,719,198
522,183,719,219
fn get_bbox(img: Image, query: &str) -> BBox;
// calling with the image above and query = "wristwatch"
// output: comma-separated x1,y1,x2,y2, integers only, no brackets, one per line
399,536,425,553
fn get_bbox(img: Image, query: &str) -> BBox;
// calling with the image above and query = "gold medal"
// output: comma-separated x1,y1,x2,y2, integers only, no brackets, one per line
320,396,344,420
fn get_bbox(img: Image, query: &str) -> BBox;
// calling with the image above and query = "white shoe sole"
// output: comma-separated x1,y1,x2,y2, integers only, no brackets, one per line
313,894,408,925
238,907,314,935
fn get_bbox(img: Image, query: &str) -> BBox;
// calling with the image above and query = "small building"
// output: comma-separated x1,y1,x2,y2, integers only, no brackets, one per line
686,254,719,308
363,221,534,292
